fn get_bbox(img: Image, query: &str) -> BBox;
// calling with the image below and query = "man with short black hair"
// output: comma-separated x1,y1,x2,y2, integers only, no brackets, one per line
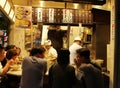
74,48,104,88
20,46,47,88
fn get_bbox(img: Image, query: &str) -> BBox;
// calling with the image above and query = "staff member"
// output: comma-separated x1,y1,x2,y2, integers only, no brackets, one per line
69,36,82,65
44,39,58,72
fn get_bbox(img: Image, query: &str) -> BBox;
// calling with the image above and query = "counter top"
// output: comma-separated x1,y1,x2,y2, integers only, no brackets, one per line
7,65,48,76
7,65,22,76
7,69,22,76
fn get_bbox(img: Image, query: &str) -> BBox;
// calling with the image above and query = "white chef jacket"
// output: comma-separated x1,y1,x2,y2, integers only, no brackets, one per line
45,46,58,71
69,43,82,65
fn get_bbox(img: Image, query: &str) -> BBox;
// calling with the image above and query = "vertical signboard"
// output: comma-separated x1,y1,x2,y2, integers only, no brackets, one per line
37,8,43,22
49,8,54,23
55,8,62,23
63,9,73,23
69,9,73,23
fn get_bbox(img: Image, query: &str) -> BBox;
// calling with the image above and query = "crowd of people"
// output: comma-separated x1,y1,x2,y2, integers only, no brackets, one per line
0,37,104,88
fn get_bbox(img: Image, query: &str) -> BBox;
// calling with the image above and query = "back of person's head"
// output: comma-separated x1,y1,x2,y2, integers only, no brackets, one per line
30,46,45,56
6,49,18,60
76,48,90,60
57,49,70,66
5,45,16,51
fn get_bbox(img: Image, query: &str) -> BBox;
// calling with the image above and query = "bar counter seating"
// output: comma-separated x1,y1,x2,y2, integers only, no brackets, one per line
6,64,49,88
5,64,109,88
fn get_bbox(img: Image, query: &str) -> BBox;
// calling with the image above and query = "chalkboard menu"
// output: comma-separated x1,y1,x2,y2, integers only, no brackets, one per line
33,8,92,24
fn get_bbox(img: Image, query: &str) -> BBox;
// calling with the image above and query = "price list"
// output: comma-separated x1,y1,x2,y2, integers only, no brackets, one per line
63,9,73,23
33,8,92,24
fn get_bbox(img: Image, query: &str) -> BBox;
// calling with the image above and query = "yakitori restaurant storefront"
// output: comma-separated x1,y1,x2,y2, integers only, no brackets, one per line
1,0,120,88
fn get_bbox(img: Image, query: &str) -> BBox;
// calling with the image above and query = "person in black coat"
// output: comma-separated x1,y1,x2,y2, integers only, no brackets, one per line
48,49,77,88
74,48,104,88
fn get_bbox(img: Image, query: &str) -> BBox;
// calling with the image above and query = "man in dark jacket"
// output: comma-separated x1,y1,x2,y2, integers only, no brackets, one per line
48,49,77,88
74,48,104,88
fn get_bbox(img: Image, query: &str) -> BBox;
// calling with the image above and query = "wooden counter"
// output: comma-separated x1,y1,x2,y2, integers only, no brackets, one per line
7,68,22,76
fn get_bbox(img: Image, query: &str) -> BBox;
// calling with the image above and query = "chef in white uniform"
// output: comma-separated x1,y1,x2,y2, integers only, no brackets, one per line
69,36,82,65
44,39,58,72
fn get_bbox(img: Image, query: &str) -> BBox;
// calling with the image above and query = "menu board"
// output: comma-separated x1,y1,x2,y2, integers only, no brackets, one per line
49,8,54,23
63,9,73,23
55,8,63,23
15,6,32,28
33,8,92,24
37,8,43,22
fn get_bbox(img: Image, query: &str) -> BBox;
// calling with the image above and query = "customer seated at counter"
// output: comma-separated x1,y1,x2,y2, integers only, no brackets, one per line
1,44,17,67
0,45,18,88
48,49,77,88
6,49,19,65
20,46,47,88
0,45,18,75
74,48,104,88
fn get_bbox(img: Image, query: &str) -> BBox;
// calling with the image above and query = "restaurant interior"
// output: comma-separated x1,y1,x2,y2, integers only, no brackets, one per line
0,0,117,88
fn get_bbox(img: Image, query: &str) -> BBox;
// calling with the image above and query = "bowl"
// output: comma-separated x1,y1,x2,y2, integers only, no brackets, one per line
10,64,20,71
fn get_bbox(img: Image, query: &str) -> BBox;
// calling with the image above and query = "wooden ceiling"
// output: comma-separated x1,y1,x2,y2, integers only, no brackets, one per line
11,0,32,6
11,0,93,9
11,0,106,8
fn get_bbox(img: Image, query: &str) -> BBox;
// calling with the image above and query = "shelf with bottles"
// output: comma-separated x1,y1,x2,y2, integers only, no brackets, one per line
0,29,8,47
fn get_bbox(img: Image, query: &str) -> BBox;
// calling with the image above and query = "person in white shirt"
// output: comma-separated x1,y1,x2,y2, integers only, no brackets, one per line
0,45,18,87
44,39,58,72
0,45,16,75
69,36,82,65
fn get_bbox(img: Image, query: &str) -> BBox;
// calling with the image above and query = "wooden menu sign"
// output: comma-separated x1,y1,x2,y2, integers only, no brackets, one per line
49,8,54,23
33,8,92,24
37,8,43,22
63,9,73,23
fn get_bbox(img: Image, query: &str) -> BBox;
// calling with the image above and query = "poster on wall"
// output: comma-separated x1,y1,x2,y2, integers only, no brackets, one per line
15,5,32,29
